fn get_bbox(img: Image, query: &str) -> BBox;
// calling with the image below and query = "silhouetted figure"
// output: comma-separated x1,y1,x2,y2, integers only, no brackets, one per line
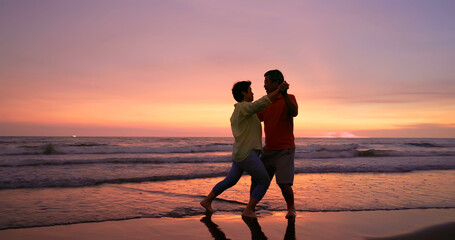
201,81,288,218
200,214,231,240
252,69,299,219
242,216,268,240
284,218,296,240
242,215,296,240
201,213,296,240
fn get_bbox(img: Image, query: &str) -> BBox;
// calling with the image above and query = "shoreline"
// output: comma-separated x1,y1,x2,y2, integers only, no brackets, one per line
1,170,454,231
1,209,454,240
1,207,453,231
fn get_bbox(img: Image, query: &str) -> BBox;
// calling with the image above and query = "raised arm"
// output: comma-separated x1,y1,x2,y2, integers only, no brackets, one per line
267,81,289,101
243,82,289,115
281,84,298,117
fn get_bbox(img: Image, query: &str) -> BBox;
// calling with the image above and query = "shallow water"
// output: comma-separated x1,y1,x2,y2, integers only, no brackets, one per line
1,137,454,189
1,170,454,229
1,137,454,229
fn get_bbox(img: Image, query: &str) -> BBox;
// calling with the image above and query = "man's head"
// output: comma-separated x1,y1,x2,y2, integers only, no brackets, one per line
264,69,284,94
232,81,253,102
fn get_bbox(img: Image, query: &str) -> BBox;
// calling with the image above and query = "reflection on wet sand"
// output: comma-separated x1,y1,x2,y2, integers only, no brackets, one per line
242,217,267,240
200,214,230,240
200,214,296,240
366,222,455,240
284,218,296,240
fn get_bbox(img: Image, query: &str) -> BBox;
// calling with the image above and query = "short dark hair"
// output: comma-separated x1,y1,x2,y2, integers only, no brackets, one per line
264,69,284,84
232,81,251,102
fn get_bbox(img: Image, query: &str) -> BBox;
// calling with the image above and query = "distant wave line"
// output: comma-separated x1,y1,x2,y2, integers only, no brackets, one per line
2,168,455,190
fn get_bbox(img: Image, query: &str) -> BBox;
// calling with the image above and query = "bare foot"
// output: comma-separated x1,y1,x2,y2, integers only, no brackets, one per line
285,210,296,219
200,199,213,213
242,208,257,219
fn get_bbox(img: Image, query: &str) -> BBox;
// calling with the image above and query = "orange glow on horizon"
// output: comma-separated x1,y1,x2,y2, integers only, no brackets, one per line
1,1,454,137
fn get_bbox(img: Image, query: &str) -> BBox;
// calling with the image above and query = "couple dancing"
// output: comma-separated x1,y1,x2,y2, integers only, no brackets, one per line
201,69,298,219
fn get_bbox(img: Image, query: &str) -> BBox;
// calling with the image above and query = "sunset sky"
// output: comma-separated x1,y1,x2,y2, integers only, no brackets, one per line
1,0,454,137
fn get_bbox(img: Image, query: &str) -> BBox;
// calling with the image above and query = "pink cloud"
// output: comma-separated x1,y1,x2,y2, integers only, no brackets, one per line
314,132,368,138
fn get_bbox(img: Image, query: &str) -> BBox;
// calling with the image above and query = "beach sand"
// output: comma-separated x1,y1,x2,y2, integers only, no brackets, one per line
0,209,453,240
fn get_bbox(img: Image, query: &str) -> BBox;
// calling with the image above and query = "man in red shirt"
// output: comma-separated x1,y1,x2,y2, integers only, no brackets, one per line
257,69,298,218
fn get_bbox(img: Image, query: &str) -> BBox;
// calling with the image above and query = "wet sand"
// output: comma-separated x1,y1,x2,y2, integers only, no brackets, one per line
0,209,453,240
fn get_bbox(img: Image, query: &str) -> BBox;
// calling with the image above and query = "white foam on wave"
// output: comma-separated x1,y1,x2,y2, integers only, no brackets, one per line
295,143,455,159
300,143,358,152
0,143,233,155
3,139,455,159
293,156,455,174
0,155,232,167
2,155,454,189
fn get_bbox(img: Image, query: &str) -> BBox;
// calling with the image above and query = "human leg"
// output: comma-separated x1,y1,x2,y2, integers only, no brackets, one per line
278,183,296,218
200,192,216,213
274,149,296,218
242,151,271,218
250,150,276,199
242,197,261,218
201,162,243,213
244,157,270,200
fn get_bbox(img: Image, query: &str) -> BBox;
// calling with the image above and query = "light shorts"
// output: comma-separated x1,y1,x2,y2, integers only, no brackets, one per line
261,148,295,185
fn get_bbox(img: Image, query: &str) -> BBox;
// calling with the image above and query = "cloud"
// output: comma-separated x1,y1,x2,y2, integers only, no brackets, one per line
304,123,455,138
307,87,455,105
394,123,455,129
313,131,367,138
354,123,455,138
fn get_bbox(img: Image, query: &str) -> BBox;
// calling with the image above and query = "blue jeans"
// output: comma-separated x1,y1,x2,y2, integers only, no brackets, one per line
212,150,271,200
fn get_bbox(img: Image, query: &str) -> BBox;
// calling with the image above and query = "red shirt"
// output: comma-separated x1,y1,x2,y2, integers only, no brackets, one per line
258,94,298,150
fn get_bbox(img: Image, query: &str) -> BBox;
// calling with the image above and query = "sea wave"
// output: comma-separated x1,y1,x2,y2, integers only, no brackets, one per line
0,172,229,189
2,149,454,168
406,142,444,148
1,156,454,189
294,164,455,174
296,149,455,159
295,143,455,159
0,143,233,155
2,142,455,159
0,156,232,167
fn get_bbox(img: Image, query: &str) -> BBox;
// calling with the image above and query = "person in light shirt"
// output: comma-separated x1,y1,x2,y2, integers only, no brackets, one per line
201,80,288,218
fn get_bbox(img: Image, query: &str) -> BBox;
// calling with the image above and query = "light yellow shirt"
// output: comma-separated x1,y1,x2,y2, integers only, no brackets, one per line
230,95,272,162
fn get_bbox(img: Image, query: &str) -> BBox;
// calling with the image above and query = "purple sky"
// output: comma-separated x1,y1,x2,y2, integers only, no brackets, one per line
1,0,454,137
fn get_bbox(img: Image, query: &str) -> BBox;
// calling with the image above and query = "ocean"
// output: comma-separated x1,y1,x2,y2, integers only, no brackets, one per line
0,137,454,230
